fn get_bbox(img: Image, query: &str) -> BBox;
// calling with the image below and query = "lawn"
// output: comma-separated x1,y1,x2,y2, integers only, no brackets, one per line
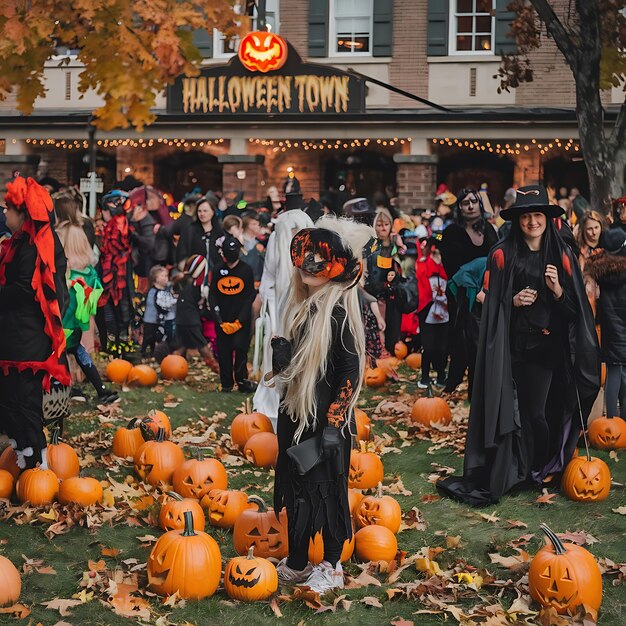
0,358,624,626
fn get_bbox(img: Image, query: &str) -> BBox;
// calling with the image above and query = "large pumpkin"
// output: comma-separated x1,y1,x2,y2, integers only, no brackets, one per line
244,432,278,468
355,483,401,533
394,342,408,360
112,418,144,458
0,446,20,481
140,410,172,441
308,532,355,565
172,451,228,500
529,524,602,614
233,496,288,560
561,453,611,502
0,469,14,499
59,477,103,507
230,400,273,450
354,408,371,442
224,546,278,601
127,364,158,387
202,489,253,529
348,444,384,490
160,354,188,381
134,428,184,486
0,555,21,607
238,30,288,73
588,416,626,450
354,525,398,562
16,468,59,505
159,492,205,532
148,511,221,599
365,367,386,388
47,429,80,480
105,358,133,384
411,388,452,426
405,352,422,370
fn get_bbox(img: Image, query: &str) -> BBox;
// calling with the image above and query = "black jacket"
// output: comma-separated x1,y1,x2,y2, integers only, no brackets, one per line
130,213,156,277
176,220,223,269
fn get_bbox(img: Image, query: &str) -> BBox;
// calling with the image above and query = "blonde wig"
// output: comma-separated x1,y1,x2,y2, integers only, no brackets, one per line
279,215,374,441
55,221,94,271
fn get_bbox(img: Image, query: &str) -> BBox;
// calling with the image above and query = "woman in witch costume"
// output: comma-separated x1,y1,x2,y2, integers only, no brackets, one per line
271,215,373,594
438,185,600,506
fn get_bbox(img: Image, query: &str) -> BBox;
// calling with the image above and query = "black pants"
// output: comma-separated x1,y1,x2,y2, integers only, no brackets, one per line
418,307,448,384
606,364,626,419
215,324,251,389
142,322,159,355
97,294,132,346
384,300,402,354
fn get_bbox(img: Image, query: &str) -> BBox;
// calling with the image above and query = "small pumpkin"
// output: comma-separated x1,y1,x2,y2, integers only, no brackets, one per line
59,476,103,506
355,483,401,533
561,452,611,502
127,364,158,387
0,446,20,481
140,410,172,441
308,532,355,565
0,469,14,499
16,468,59,505
354,408,371,442
588,416,626,450
348,443,384,490
230,399,273,450
159,491,205,531
0,555,21,607
394,341,408,360
112,418,144,458
405,352,422,370
202,488,253,529
172,450,228,500
105,358,133,384
354,525,398,562
233,496,289,560
134,428,185,486
365,367,386,388
411,387,452,426
160,354,189,381
224,546,278,601
244,432,278,468
528,523,602,614
47,429,80,480
148,510,221,599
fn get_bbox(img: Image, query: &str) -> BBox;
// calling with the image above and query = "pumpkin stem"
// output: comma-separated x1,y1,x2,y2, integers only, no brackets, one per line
376,482,383,498
156,427,165,443
359,440,366,454
182,510,197,537
50,427,60,446
540,523,566,555
166,491,183,501
247,546,255,559
245,398,251,414
247,495,267,512
128,417,140,429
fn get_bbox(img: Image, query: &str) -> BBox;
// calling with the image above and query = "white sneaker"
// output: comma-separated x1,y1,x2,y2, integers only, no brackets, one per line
302,561,344,594
276,558,313,585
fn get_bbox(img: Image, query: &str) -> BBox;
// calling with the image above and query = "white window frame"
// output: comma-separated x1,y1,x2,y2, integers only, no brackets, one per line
448,0,496,56
329,0,374,57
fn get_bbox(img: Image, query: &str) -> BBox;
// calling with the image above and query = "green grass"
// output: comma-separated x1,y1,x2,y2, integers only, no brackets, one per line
1,359,624,626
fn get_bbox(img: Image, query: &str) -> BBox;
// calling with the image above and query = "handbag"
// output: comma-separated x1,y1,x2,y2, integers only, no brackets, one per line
395,277,418,314
286,436,324,475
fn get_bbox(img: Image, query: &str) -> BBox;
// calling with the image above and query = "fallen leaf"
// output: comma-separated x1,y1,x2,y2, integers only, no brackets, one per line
390,619,414,626
479,511,500,523
269,597,283,618
71,589,94,603
398,507,427,532
0,604,31,618
88,559,106,572
612,506,626,515
535,489,557,504
36,565,57,575
539,606,570,626
488,549,530,571
361,596,383,608
504,519,528,529
101,547,120,557
557,530,599,546
40,598,83,617
445,535,462,549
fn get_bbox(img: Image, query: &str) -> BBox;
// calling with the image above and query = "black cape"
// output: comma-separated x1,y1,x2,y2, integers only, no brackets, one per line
438,227,600,506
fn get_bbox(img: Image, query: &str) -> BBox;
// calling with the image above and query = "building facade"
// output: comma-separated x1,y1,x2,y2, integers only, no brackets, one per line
0,0,622,209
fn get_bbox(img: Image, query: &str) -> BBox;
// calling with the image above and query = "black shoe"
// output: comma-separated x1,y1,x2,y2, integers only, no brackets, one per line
97,389,120,405
70,386,87,402
221,386,233,393
237,379,257,393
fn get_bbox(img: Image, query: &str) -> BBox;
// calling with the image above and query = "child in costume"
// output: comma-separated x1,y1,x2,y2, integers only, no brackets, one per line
272,215,373,594
142,265,177,356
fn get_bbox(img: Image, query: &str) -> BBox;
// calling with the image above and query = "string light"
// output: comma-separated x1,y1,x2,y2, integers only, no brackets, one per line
431,137,579,157
25,138,225,150
247,137,411,151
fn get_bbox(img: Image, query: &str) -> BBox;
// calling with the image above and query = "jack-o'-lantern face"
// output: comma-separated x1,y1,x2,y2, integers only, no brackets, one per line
348,449,384,490
561,455,611,502
535,562,579,611
217,275,244,295
204,489,251,529
228,562,262,588
571,463,608,499
588,416,626,450
238,30,288,73
233,504,289,559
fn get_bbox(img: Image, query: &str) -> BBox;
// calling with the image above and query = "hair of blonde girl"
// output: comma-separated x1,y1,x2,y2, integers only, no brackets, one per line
279,215,374,442
55,222,94,270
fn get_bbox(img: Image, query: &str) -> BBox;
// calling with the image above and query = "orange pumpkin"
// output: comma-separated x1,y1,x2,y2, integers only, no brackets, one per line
244,432,278,468
230,399,273,450
588,416,626,450
0,446,20,481
112,418,144,458
529,523,602,614
238,30,288,73
59,477,103,506
224,546,278,601
355,483,401,533
126,364,158,387
134,428,184,486
140,410,172,441
0,469,14,499
172,451,228,500
354,408,371,442
365,367,386,388
105,358,133,384
233,496,288,560
405,352,422,370
308,532,355,565
348,489,364,517
160,354,189,381
16,468,59,505
47,429,80,480
202,489,253,529
0,555,21,607
561,453,611,502
411,388,452,426
376,357,400,376
394,341,408,360
159,492,205,531
354,525,398,562
348,444,384,490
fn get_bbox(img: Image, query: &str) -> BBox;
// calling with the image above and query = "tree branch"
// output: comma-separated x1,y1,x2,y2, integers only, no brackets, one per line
529,0,579,71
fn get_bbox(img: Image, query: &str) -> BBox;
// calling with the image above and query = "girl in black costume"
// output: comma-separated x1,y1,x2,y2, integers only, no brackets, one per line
271,215,373,594
438,186,600,506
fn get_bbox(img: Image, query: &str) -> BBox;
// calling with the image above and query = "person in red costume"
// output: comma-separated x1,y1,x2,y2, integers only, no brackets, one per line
0,176,70,469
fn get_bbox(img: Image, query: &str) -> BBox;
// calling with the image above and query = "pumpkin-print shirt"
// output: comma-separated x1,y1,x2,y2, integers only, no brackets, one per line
208,259,256,325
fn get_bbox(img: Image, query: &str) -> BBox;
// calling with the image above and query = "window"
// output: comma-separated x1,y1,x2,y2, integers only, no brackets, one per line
330,0,373,55
449,0,495,54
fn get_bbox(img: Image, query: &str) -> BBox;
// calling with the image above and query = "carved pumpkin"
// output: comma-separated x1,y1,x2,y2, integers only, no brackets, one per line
354,525,398,562
0,469,14,499
16,468,59,505
411,387,452,426
529,523,602,614
308,532,355,565
238,30,288,73
160,354,189,381
105,358,133,384
233,496,288,560
126,364,158,387
202,488,253,529
0,446,20,481
561,454,611,502
588,416,626,450
0,555,21,607
365,367,386,388
148,510,221,599
348,488,364,517
405,352,422,370
47,429,80,480
394,341,408,360
140,410,172,441
230,400,273,450
217,275,245,295
244,432,278,468
355,483,401,533
58,476,103,507
348,443,384,490
134,428,184,486
112,418,144,458
224,546,278,601
159,492,205,531
354,408,371,442
172,450,228,500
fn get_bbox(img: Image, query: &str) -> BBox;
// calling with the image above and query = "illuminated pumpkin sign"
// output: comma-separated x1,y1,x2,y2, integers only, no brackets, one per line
238,30,288,73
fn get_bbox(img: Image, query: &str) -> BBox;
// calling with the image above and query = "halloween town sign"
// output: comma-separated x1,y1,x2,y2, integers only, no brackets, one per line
167,43,366,116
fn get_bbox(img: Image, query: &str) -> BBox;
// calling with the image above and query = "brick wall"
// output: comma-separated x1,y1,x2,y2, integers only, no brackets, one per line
279,0,309,58
395,160,438,210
